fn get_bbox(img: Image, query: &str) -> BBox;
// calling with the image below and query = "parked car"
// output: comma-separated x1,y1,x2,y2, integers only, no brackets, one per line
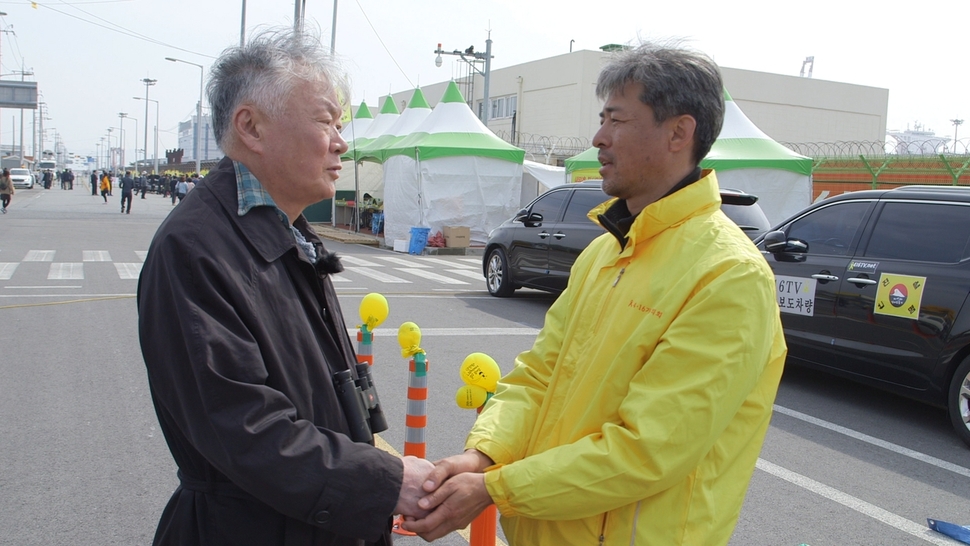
755,185,970,447
10,168,34,189
483,181,770,297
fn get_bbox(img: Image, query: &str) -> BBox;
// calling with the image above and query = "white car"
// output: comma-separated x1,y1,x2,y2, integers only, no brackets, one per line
10,168,34,189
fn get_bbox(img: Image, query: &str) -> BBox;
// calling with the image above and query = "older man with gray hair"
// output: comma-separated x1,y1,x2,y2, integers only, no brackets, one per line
138,28,432,546
405,41,787,545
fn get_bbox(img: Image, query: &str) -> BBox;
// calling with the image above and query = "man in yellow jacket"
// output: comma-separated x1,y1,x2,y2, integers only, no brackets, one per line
404,41,787,545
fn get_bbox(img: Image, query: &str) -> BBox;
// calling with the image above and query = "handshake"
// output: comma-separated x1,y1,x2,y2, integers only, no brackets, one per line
395,449,496,542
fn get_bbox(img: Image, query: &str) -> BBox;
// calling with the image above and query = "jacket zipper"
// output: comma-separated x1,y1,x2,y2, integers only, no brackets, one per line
598,512,609,546
592,265,626,337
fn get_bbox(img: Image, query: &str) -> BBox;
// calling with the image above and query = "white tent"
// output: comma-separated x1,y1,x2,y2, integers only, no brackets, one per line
564,90,813,224
338,96,399,199
380,81,526,245
520,160,567,206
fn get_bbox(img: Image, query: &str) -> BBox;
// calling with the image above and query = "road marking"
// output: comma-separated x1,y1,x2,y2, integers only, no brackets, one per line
345,266,411,283
348,327,540,337
24,250,55,261
135,251,148,262
339,255,383,267
329,275,352,283
448,269,486,281
83,251,112,262
5,285,81,289
377,256,431,268
421,257,479,270
396,268,469,285
773,405,970,479
48,263,83,280
114,263,143,280
457,258,482,265
756,459,962,546
0,263,17,279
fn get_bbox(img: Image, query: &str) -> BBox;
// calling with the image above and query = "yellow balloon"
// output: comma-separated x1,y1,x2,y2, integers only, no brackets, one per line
359,293,389,329
459,353,501,392
455,385,489,409
397,322,422,350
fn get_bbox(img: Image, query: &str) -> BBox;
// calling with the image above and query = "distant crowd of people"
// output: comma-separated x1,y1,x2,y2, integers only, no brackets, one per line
87,170,200,213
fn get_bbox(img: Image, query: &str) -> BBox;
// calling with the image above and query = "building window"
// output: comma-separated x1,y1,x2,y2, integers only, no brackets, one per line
489,95,516,119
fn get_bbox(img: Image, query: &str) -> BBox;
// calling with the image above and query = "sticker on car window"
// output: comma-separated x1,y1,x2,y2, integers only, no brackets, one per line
848,260,879,274
774,275,817,316
874,273,926,319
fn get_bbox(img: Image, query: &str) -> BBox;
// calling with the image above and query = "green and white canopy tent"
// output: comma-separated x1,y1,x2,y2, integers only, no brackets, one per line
355,88,432,164
564,90,813,224
380,81,526,245
338,96,399,199
339,101,374,157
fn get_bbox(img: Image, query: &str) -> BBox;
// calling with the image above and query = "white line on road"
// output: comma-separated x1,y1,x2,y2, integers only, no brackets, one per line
339,255,383,267
378,256,431,268
395,268,469,285
135,251,148,262
24,250,55,261
756,459,962,546
344,266,411,283
447,268,486,281
348,327,540,337
421,257,479,270
83,251,111,262
114,263,143,280
0,263,18,279
457,258,482,265
5,285,81,289
773,404,970,479
48,263,83,280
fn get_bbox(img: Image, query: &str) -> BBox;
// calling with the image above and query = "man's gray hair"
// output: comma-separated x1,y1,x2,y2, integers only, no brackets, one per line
596,41,724,164
207,27,350,149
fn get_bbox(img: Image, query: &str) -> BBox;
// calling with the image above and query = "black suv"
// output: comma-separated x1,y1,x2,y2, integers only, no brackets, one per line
483,181,770,297
756,185,970,447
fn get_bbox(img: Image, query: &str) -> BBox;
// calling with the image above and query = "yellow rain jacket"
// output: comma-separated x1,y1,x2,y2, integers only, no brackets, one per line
466,170,786,545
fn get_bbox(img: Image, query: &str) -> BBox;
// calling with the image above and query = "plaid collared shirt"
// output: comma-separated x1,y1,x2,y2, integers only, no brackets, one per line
234,161,318,263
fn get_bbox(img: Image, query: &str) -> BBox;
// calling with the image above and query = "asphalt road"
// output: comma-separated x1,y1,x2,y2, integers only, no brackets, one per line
1,185,969,546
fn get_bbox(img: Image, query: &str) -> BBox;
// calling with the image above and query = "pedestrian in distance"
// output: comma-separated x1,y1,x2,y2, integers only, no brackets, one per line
0,168,13,213
405,41,788,546
175,176,188,203
169,175,178,205
137,27,434,546
90,171,98,196
120,171,135,214
99,172,111,204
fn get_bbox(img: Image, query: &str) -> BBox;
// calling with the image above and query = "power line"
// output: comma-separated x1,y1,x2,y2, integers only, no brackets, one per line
353,0,412,88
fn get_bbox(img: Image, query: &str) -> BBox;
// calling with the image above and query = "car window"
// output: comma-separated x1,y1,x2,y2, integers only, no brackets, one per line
864,202,970,263
561,189,609,224
11,169,28,175
722,202,770,239
528,190,569,224
786,201,869,255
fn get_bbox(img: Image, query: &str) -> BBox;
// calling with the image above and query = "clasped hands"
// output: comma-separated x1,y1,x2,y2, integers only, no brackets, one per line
395,450,495,541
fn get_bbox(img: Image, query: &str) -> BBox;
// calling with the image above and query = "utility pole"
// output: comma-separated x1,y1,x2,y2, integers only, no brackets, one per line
952,119,964,154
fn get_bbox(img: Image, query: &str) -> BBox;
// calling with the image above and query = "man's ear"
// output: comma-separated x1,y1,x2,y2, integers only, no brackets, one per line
667,114,697,155
232,104,264,154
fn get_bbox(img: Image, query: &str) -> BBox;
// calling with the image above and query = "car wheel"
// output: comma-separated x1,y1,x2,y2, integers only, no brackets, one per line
485,248,514,297
948,356,970,448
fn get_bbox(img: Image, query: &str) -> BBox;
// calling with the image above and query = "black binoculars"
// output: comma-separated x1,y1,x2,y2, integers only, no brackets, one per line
333,364,389,443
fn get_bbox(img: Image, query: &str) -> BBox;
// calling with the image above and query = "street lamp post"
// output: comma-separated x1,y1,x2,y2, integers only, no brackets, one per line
141,77,156,173
165,57,203,177
107,128,114,170
134,95,160,175
952,119,964,154
118,112,128,171
434,32,493,125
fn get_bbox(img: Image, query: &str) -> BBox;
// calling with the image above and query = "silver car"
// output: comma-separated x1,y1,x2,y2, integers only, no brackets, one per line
10,168,34,189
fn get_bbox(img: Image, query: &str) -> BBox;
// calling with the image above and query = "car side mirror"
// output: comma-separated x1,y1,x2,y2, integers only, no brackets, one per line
764,230,809,254
513,208,529,222
524,212,543,226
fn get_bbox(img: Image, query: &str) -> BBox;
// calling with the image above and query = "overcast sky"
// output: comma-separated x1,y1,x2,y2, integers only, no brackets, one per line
3,0,967,160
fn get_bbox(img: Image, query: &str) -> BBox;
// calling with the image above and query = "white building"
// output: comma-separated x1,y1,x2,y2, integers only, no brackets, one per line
382,48,890,164
178,113,223,162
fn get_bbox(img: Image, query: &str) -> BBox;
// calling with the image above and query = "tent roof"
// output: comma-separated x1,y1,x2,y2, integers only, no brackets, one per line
342,95,400,161
381,81,525,164
564,89,812,176
340,101,374,146
355,88,432,163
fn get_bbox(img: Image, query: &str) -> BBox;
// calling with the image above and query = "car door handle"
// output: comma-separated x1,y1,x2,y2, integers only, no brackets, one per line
552,233,566,239
538,231,550,239
846,277,877,286
811,273,840,281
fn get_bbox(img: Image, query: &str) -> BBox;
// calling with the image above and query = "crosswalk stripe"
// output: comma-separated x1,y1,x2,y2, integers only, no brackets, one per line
135,251,148,262
344,266,411,283
447,269,485,281
83,251,112,262
114,263,142,280
395,268,469,285
457,258,481,265
48,263,83,280
0,263,18,280
24,250,55,262
420,257,479,270
329,275,352,282
375,256,430,268
339,255,382,267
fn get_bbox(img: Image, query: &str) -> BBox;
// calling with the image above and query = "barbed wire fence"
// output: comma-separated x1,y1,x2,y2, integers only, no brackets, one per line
494,131,590,164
